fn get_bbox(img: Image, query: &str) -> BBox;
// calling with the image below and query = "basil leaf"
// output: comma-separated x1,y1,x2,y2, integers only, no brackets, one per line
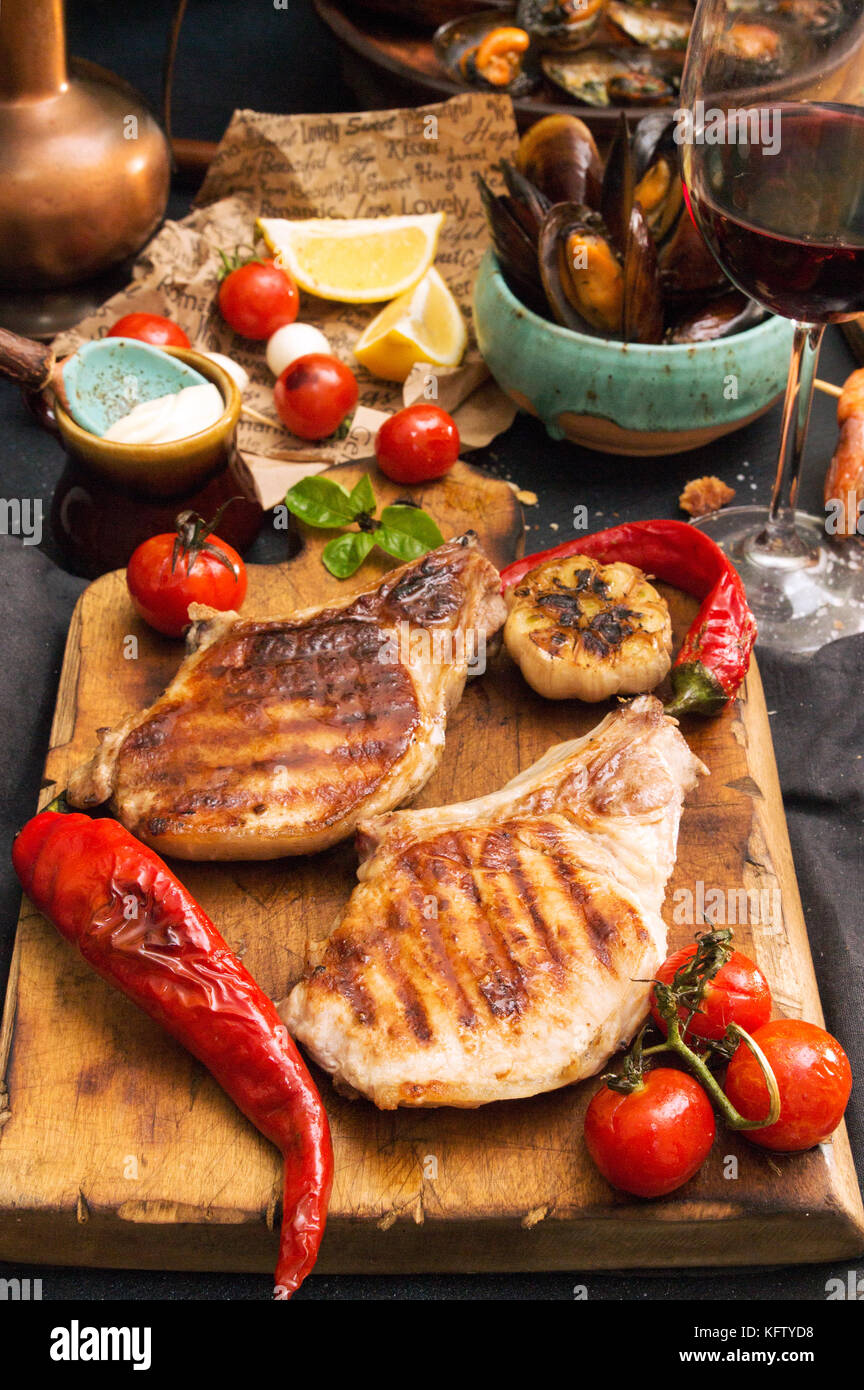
283,476,361,529
348,473,377,515
322,530,375,579
375,505,444,562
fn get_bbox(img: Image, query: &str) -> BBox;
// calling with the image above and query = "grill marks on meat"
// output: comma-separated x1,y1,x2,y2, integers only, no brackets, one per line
283,696,706,1109
67,535,506,860
119,615,422,842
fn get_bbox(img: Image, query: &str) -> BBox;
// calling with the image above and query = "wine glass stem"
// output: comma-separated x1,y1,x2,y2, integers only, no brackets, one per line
761,321,825,554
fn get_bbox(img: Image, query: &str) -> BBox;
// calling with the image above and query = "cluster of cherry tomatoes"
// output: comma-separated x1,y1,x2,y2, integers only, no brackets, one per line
110,259,461,472
585,940,852,1200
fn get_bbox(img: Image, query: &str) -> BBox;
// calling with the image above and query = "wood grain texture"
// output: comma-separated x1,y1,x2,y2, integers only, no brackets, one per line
1,459,861,1275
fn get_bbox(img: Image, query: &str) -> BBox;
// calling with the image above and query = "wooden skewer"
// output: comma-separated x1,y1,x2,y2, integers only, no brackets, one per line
815,378,843,400
241,404,280,428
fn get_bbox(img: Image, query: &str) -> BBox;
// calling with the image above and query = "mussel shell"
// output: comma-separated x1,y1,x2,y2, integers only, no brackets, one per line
434,13,542,96
623,201,665,344
632,112,677,182
517,114,604,207
607,70,678,104
658,204,728,300
600,111,635,256
476,173,547,311
774,0,848,39
667,290,767,343
516,0,605,48
542,46,684,108
538,203,625,335
606,0,692,51
499,160,552,240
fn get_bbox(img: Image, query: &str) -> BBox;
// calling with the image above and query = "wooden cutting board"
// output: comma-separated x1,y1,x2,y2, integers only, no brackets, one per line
1,460,862,1275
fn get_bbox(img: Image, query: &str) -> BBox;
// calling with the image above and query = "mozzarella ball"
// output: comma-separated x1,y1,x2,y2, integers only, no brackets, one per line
266,323,331,378
201,351,250,394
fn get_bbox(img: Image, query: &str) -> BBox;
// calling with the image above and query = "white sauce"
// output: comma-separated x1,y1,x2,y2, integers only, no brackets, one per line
103,383,224,444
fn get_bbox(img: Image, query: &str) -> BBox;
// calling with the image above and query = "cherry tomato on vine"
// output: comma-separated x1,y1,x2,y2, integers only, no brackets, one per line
107,313,190,349
375,404,460,484
274,353,358,441
651,945,772,1043
724,1019,851,1152
127,508,247,638
584,1068,716,1198
218,258,299,340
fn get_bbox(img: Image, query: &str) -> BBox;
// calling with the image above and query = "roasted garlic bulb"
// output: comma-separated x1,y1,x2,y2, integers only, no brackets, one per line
504,554,672,702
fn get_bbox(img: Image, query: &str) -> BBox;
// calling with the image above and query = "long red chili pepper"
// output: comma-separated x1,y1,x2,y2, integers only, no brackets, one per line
12,810,333,1299
500,520,756,717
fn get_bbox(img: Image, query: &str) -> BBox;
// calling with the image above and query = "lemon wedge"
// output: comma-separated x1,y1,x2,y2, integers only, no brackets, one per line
258,214,444,304
353,267,468,382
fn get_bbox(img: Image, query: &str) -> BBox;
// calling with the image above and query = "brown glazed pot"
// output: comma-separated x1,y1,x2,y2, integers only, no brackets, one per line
39,348,262,579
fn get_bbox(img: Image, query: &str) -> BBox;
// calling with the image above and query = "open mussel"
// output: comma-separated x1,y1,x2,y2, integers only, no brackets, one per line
606,1,692,50
457,24,538,93
542,45,682,107
538,204,625,335
516,114,604,206
485,109,764,345
516,0,607,49
716,19,786,74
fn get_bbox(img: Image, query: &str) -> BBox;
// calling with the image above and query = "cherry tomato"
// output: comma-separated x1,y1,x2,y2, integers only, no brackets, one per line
584,1068,716,1198
127,511,247,638
274,353,358,441
107,313,190,349
218,259,299,340
375,404,460,484
651,945,772,1043
724,1019,851,1152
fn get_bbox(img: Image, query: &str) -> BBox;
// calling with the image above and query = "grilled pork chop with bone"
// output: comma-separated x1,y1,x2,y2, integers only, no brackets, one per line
283,696,706,1108
67,535,505,860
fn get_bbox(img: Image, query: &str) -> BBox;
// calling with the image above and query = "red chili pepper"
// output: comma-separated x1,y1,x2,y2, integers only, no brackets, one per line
12,810,332,1299
500,520,756,717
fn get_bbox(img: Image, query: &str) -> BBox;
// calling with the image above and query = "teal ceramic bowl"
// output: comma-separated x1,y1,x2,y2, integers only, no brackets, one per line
473,250,795,457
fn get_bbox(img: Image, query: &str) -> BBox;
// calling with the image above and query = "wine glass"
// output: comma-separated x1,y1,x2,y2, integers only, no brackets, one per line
679,0,864,652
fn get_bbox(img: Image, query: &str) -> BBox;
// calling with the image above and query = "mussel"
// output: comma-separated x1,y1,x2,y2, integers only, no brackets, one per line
716,20,785,72
668,290,767,344
516,114,604,206
457,25,538,94
542,45,683,107
606,1,692,51
516,0,607,48
623,202,665,344
607,69,679,104
538,204,626,335
774,0,848,38
479,110,763,346
475,171,547,312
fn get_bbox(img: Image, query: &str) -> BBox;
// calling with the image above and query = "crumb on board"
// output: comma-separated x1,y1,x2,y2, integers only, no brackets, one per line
516,489,538,506
679,475,735,518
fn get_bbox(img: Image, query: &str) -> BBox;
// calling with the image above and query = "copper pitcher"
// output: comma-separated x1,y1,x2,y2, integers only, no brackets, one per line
0,0,170,328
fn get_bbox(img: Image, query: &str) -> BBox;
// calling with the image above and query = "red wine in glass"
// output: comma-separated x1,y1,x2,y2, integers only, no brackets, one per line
687,103,864,325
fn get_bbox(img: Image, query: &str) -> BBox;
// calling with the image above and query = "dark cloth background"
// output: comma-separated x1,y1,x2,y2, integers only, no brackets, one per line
0,0,861,1301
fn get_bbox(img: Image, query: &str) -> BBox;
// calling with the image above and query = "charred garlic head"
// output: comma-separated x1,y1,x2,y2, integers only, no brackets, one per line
504,555,673,701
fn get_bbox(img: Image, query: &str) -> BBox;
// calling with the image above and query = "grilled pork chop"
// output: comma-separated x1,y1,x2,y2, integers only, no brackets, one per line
67,535,505,860
283,696,705,1108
